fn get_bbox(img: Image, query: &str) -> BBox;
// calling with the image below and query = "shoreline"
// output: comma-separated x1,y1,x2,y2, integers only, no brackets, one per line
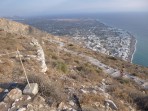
131,38,137,63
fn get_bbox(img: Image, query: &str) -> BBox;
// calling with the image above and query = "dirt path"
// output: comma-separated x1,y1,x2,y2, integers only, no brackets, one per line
48,38,148,90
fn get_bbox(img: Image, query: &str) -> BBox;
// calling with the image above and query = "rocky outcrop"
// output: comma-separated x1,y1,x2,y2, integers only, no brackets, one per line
30,38,47,73
0,83,46,111
23,83,39,96
142,82,148,90
0,83,80,111
4,88,22,102
0,18,48,74
0,18,47,37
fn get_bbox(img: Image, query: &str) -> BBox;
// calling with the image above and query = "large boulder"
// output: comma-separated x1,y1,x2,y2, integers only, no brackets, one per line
17,107,26,111
4,88,22,102
23,83,38,96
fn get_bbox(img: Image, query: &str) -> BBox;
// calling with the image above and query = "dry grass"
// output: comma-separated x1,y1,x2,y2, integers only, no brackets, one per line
64,40,148,80
0,22,148,111
27,74,67,105
43,37,148,110
134,95,148,110
80,93,105,106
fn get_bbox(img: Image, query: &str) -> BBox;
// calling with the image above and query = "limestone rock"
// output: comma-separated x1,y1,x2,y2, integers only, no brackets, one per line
4,89,9,93
33,95,45,103
105,100,118,110
17,107,26,111
27,104,33,109
4,88,22,102
80,89,89,94
31,38,47,73
23,83,38,96
27,95,32,100
58,102,68,110
69,100,75,106
0,102,9,111
142,82,148,90
19,95,32,102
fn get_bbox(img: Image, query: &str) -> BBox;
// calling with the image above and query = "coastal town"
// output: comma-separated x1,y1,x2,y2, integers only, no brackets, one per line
19,19,136,62
74,27,136,61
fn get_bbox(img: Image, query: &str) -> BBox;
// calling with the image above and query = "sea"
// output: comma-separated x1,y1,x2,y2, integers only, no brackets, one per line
95,13,148,67
66,13,148,67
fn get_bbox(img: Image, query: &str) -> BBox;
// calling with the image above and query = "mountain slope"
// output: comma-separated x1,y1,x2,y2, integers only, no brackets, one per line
0,18,49,38
0,18,147,111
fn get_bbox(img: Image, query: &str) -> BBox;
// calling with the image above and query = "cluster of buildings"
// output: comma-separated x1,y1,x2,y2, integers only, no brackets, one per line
73,27,133,61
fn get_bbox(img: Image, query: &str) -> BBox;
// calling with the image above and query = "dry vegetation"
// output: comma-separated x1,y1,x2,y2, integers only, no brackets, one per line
65,40,148,80
0,20,148,110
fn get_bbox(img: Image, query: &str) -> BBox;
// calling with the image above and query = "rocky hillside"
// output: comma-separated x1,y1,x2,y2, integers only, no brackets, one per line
0,18,147,111
0,18,49,38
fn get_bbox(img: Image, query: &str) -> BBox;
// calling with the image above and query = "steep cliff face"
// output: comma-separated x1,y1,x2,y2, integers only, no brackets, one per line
0,18,147,111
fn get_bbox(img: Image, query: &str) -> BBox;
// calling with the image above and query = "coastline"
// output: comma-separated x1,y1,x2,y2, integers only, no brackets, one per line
131,38,137,63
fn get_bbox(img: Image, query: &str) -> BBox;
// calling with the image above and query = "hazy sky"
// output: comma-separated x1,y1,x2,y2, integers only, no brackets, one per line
0,0,148,16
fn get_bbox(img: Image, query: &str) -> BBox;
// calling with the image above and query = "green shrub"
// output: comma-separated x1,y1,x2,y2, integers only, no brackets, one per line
108,56,117,60
135,96,148,110
52,55,58,60
68,44,74,47
53,61,68,73
131,73,138,76
116,78,130,84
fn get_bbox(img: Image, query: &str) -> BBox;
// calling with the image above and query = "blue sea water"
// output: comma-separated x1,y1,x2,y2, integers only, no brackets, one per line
95,13,148,67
